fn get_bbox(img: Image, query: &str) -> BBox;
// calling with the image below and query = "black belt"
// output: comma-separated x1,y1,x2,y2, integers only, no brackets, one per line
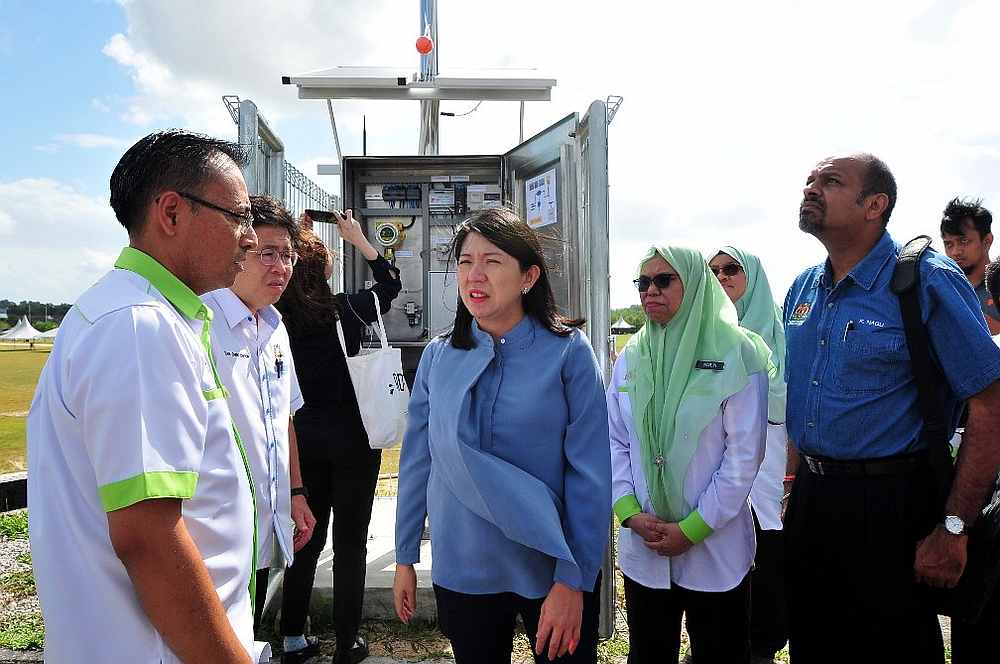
802,453,925,477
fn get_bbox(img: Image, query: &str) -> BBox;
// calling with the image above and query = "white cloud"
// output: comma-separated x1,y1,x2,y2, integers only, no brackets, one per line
54,133,128,149
0,179,124,302
60,0,1000,311
91,98,112,113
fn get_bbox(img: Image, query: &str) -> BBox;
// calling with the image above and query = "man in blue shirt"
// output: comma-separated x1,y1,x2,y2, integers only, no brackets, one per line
783,154,1000,663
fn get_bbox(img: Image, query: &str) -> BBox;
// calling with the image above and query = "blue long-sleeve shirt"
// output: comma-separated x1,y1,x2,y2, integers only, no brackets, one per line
395,315,612,598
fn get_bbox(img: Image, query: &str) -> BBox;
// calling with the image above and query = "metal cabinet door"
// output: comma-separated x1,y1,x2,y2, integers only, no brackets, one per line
503,101,615,639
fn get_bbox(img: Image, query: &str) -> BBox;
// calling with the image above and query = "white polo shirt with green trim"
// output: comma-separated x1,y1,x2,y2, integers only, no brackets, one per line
203,287,304,569
27,247,256,663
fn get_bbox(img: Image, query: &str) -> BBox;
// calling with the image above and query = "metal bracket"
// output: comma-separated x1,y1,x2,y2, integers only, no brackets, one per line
222,95,241,125
606,95,624,125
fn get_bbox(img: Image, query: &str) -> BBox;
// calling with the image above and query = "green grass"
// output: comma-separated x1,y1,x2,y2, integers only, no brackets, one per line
0,512,28,540
0,346,49,474
0,570,35,599
0,611,44,651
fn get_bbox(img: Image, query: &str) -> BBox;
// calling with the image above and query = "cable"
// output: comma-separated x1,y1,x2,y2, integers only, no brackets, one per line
441,101,483,117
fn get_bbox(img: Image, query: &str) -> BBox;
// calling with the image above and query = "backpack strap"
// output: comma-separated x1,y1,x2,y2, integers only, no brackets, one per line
891,235,950,443
892,235,953,508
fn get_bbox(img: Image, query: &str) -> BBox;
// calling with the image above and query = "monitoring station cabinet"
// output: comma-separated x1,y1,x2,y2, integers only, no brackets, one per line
342,102,611,382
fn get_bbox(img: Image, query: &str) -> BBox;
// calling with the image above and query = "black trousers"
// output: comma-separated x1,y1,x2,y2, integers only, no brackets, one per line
951,605,1000,664
784,459,945,664
750,510,788,658
433,573,602,664
280,449,381,644
623,573,750,664
254,567,270,635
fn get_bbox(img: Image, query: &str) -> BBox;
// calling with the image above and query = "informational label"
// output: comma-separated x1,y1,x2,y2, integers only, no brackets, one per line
526,168,558,229
431,175,451,182
450,174,470,182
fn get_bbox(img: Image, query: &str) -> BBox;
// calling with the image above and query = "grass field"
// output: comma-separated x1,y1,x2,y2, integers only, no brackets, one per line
0,346,50,473
0,344,404,477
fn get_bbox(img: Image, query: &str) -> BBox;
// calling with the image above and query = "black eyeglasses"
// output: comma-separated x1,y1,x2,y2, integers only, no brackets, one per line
634,273,679,292
710,263,743,278
248,248,299,267
177,192,254,234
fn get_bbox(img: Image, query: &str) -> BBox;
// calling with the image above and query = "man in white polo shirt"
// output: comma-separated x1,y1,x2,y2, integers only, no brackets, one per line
202,194,317,643
28,130,260,663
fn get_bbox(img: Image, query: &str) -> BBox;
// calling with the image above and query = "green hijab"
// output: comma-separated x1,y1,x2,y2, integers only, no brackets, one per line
623,246,772,522
715,246,787,424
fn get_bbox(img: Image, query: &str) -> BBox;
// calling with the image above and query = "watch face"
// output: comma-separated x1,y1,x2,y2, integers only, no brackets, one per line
945,515,965,535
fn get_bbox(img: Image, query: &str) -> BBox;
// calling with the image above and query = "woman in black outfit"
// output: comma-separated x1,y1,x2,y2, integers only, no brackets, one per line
275,211,402,664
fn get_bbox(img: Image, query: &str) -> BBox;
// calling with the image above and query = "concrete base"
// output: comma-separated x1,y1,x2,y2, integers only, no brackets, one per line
262,497,436,628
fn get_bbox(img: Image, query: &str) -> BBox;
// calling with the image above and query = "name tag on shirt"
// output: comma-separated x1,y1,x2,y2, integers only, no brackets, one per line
695,360,725,371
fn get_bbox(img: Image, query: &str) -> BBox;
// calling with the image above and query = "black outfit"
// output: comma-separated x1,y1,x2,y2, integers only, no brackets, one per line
784,457,945,664
623,573,750,664
433,573,603,664
749,509,787,659
279,255,401,647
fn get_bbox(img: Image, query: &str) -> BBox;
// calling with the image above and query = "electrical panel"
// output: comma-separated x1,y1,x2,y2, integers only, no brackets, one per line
341,108,608,384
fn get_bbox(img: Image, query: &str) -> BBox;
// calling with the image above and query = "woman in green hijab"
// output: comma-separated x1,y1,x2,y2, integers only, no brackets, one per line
709,247,789,662
608,246,771,664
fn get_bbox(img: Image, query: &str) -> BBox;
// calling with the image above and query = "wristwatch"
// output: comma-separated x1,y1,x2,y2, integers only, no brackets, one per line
943,515,966,535
291,486,309,498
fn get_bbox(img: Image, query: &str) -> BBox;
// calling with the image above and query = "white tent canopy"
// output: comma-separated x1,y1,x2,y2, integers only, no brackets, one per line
1,316,42,340
611,316,637,333
36,327,59,339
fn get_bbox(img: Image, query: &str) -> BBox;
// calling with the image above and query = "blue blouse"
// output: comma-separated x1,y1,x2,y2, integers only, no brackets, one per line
395,315,612,598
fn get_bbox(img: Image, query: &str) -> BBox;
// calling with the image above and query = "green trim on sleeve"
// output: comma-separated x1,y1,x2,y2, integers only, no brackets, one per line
677,510,714,544
202,387,229,401
98,471,199,512
613,495,643,524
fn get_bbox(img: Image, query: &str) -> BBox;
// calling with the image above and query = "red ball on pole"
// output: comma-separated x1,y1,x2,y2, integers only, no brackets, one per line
416,35,434,55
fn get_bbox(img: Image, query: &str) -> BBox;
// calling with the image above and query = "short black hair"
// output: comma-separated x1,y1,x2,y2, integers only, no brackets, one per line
447,207,583,349
854,154,897,226
941,197,992,239
987,258,1000,304
109,129,248,235
248,194,300,248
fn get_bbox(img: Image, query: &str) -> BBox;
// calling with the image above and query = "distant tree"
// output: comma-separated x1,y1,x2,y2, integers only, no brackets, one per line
1,299,72,325
610,304,645,330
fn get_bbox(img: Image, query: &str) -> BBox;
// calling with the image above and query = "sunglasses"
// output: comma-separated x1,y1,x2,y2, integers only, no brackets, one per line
633,273,678,292
710,263,743,277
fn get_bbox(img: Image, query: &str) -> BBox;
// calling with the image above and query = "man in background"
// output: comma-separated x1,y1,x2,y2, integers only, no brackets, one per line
202,194,316,648
941,197,1000,334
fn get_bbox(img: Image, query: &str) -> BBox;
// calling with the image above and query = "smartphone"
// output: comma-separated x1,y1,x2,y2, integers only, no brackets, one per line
304,209,338,223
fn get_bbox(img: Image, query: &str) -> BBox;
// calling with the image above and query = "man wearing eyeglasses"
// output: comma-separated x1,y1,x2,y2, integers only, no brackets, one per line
27,130,262,663
202,195,317,645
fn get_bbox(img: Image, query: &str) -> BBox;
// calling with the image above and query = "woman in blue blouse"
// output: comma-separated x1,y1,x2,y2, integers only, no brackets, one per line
393,208,612,664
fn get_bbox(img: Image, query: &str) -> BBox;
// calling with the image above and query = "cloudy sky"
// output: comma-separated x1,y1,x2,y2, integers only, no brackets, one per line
2,0,999,308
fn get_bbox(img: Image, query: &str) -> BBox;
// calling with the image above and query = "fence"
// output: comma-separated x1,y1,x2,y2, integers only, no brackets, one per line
225,95,343,293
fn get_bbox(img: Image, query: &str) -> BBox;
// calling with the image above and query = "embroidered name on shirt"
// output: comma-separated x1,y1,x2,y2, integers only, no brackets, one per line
695,360,725,371
859,319,885,328
224,350,250,359
788,302,812,326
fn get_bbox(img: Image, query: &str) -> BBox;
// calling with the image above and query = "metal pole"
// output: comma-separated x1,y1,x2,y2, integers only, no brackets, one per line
519,101,525,143
418,0,439,155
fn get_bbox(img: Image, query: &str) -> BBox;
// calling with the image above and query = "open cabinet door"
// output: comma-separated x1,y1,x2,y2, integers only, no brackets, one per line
505,102,615,639
503,113,582,318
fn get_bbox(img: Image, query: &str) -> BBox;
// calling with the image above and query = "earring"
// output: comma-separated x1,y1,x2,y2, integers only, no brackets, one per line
521,287,529,295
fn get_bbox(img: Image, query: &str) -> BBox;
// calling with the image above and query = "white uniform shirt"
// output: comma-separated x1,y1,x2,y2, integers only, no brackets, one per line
27,248,256,663
608,353,767,592
749,422,788,531
203,288,303,568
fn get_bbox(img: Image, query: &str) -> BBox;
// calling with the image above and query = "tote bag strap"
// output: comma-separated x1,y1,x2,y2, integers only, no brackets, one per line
369,291,389,350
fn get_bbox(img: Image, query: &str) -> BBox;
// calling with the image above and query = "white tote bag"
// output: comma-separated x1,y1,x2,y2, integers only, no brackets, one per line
336,293,409,449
